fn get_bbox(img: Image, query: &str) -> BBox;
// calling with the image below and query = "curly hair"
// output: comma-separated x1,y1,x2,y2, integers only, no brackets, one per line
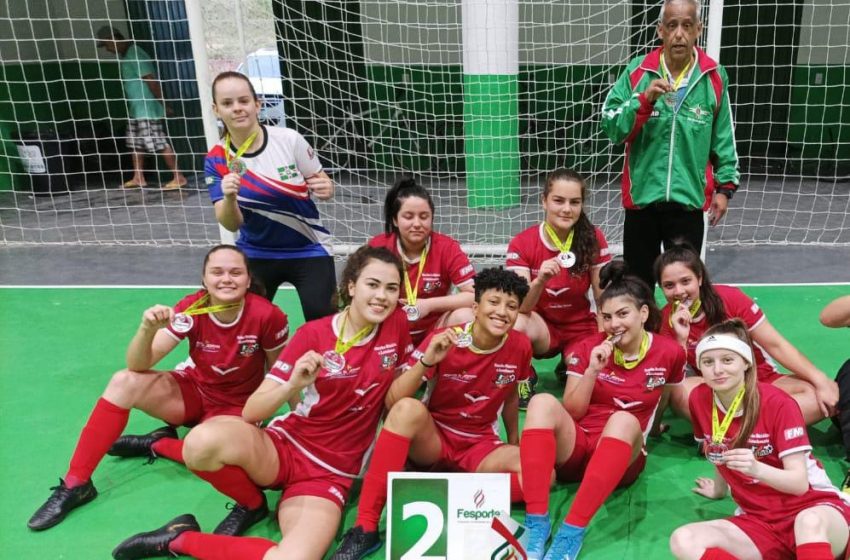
542,168,599,274
474,267,529,305
336,245,404,308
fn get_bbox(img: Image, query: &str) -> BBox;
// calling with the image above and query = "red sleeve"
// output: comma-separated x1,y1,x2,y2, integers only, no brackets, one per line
267,325,313,382
506,233,531,270
724,287,765,330
368,234,389,249
565,338,591,377
688,385,708,441
593,227,612,266
667,343,687,385
444,237,475,287
767,391,812,458
261,305,289,351
408,330,437,379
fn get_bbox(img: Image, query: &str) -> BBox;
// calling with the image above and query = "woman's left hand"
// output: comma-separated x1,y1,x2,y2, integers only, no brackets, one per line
306,174,334,200
722,448,762,478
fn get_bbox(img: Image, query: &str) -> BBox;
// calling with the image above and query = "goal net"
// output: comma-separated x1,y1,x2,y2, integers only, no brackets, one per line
1,0,848,256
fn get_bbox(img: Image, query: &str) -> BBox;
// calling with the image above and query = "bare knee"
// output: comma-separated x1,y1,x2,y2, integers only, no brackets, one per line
525,393,562,428
669,526,697,559
385,398,430,434
103,369,149,406
794,508,829,541
607,411,641,433
182,423,230,470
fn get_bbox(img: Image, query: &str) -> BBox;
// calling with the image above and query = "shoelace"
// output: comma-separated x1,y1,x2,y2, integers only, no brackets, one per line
546,532,582,560
526,518,550,552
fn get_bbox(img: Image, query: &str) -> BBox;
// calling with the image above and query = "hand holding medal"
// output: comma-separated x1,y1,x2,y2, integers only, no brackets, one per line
543,222,577,270
453,322,474,349
224,130,258,178
588,337,616,374
170,294,242,334
420,328,457,368
141,304,175,331
322,310,374,374
706,385,745,465
289,351,324,389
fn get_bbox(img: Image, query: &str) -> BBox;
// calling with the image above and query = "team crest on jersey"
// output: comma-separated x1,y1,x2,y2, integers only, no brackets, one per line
239,342,260,357
381,353,398,370
751,443,774,458
423,281,441,293
493,372,516,386
644,375,666,391
277,163,299,181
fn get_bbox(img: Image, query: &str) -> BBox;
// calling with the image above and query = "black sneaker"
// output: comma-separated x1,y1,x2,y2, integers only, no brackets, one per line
108,425,178,458
518,369,538,410
28,479,98,531
212,496,269,536
330,526,382,560
112,513,200,559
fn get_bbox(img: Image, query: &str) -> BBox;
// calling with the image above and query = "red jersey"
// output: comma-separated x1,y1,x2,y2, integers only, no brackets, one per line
566,332,686,437
660,285,780,381
368,231,475,342
265,308,413,477
410,325,533,438
506,224,611,327
689,382,849,523
165,290,289,408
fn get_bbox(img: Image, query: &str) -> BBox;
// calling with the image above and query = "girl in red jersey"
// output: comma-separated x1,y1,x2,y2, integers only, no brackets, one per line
207,71,336,319
656,242,837,424
369,177,476,345
521,260,686,560
670,320,850,560
112,246,413,560
330,267,533,560
27,245,289,532
506,168,611,403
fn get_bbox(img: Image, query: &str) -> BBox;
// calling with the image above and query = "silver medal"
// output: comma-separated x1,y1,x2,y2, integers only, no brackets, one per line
455,331,473,348
171,313,194,334
705,442,728,465
322,350,346,374
404,305,420,322
557,251,576,269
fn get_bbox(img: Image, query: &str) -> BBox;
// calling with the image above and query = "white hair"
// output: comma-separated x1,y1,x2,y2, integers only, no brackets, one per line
659,0,702,23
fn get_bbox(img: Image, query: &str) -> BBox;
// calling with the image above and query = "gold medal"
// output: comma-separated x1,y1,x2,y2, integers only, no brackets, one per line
224,130,258,177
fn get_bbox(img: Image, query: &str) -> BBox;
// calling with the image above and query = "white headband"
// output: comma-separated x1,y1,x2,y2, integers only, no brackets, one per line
695,334,754,365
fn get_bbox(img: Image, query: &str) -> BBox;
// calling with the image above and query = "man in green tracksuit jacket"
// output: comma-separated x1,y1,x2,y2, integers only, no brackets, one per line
601,0,739,289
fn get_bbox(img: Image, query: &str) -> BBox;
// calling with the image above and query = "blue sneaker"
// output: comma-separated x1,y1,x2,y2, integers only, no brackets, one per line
543,522,585,560
523,513,551,560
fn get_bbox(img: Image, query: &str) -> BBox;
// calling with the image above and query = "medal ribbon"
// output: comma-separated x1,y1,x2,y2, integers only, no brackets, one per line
224,130,259,171
711,385,746,445
455,322,506,354
613,331,650,370
661,53,692,92
334,310,374,356
403,244,429,307
668,298,702,327
181,294,241,316
543,222,575,255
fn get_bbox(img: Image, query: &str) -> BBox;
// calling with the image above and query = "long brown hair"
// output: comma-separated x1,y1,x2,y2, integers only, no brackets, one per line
336,245,404,308
598,260,661,333
701,319,761,449
542,168,599,274
654,241,727,325
211,71,260,138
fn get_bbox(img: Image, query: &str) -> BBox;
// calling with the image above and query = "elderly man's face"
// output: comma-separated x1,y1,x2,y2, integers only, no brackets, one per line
657,1,703,61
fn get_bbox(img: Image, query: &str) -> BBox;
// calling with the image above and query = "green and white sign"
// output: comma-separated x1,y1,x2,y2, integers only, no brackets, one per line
387,472,515,560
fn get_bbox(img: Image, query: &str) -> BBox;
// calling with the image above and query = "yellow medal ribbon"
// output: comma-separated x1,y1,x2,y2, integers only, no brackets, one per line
403,243,429,307
181,294,241,317
668,298,702,327
224,130,259,171
613,331,650,370
453,322,505,354
661,53,693,91
334,310,374,356
543,222,575,255
711,385,746,445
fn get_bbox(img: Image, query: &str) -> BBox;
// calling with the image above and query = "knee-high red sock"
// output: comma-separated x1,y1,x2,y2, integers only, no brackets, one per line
510,472,524,503
564,437,633,527
151,437,184,463
65,398,130,487
520,428,555,515
170,531,275,560
700,548,739,560
796,542,834,560
355,430,411,532
191,465,265,509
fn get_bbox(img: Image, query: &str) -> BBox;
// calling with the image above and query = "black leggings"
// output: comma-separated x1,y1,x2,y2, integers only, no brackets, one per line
249,255,336,321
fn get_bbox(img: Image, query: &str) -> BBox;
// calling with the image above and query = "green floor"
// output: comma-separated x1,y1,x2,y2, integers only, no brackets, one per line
2,285,849,559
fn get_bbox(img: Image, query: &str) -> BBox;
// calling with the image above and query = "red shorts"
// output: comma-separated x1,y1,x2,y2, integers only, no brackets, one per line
727,501,850,560
266,429,353,510
554,423,645,487
170,370,244,425
422,424,504,473
540,317,598,359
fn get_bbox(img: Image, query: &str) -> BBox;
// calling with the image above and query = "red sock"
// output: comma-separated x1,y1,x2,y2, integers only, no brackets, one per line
700,548,739,560
191,465,265,510
355,430,411,532
151,437,184,463
510,472,524,503
170,531,275,560
564,437,633,527
796,542,834,560
65,398,130,487
520,428,555,515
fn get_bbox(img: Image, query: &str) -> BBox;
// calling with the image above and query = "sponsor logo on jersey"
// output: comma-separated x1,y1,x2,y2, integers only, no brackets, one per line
205,176,215,185
751,303,760,314
493,372,516,386
784,427,804,440
443,373,477,384
459,264,474,277
275,326,289,340
598,371,626,385
277,163,299,181
506,252,520,261
239,341,259,356
328,485,344,504
274,360,292,374
195,341,221,353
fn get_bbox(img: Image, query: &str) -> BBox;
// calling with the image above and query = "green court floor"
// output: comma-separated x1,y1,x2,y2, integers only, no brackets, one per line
1,286,848,559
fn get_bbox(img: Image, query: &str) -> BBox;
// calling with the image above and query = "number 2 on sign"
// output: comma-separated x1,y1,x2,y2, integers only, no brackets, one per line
400,501,447,560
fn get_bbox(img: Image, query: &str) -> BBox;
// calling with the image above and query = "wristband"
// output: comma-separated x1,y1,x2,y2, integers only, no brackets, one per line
419,357,435,368
715,186,735,200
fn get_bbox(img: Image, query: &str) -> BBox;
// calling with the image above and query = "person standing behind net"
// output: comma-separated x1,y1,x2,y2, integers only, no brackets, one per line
96,27,187,191
206,71,336,320
600,0,740,289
